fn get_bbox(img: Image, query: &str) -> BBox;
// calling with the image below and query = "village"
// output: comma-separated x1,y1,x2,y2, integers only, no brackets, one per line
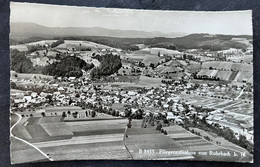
9,36,254,163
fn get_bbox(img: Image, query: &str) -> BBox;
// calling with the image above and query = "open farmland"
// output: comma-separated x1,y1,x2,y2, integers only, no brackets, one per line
110,75,162,88
10,112,131,162
10,137,49,164
38,139,130,160
137,76,162,88
11,71,54,80
142,55,160,66
125,127,194,160
227,54,253,63
27,119,130,160
54,40,113,50
10,44,29,52
201,61,252,71
164,126,252,162
180,93,253,115
10,40,56,52
12,116,74,143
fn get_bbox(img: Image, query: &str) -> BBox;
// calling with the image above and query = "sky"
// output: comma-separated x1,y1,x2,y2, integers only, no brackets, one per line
10,2,253,35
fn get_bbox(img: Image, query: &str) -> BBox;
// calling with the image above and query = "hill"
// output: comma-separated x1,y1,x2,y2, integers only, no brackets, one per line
10,22,186,39
10,22,252,51
42,56,94,78
10,49,35,73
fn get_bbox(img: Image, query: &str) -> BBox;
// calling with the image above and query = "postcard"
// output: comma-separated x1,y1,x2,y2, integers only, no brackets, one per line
10,2,253,164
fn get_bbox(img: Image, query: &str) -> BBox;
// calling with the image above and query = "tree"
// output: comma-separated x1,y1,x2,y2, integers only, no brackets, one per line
111,110,116,116
46,95,53,104
62,111,67,118
156,122,162,131
90,54,122,79
72,112,78,118
124,108,132,118
10,82,17,89
50,39,64,48
10,49,35,73
41,112,46,117
42,56,94,78
91,110,96,117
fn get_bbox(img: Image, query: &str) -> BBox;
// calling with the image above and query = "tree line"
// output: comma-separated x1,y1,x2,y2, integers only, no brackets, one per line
42,56,94,78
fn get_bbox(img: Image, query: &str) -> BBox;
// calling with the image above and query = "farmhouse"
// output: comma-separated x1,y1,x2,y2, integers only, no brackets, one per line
68,77,76,82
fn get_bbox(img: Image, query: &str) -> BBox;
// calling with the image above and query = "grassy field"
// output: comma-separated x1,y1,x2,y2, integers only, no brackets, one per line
125,125,194,160
180,93,253,115
10,137,49,164
11,71,54,80
164,125,252,162
10,113,19,127
29,119,130,160
110,75,162,88
142,55,160,66
10,44,29,52
227,54,253,63
41,123,74,137
189,127,251,155
202,61,252,71
137,76,162,88
116,75,140,83
66,119,127,136
39,140,130,160
55,40,112,50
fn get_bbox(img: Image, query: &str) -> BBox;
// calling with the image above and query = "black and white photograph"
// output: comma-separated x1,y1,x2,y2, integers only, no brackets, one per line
9,2,253,164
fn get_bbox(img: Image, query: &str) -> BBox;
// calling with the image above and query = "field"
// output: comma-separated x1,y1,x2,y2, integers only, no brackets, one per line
197,69,253,83
10,45,29,52
11,71,54,80
142,55,160,66
201,61,252,71
125,125,194,160
110,75,162,88
189,127,250,154
10,137,49,164
137,76,162,88
227,54,253,63
124,121,252,161
163,126,252,162
115,75,140,83
10,40,57,52
180,93,253,115
55,40,112,50
12,116,74,143
30,119,129,160
11,113,131,163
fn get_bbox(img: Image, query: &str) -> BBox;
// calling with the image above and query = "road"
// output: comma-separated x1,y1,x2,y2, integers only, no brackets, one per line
123,126,133,159
10,112,53,161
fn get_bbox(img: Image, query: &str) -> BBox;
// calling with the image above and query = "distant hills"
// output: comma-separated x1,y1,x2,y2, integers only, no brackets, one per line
10,22,187,39
10,22,252,51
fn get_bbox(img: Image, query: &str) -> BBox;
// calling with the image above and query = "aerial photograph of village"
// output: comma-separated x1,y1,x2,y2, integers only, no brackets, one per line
9,2,253,164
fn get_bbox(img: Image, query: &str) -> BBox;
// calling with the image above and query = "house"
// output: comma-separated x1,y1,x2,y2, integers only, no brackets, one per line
31,92,38,98
68,77,76,82
58,87,65,92
52,84,59,88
